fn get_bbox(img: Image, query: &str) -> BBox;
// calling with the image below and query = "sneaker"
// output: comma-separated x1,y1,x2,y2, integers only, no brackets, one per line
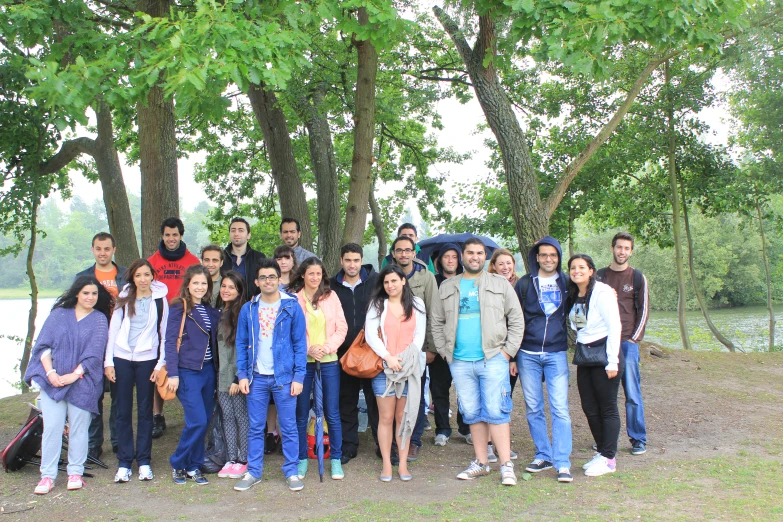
172,468,187,485
114,467,132,483
582,452,603,470
592,442,598,451
407,444,420,462
434,434,449,446
286,475,304,491
500,461,517,486
297,459,308,479
557,467,574,483
229,462,247,479
510,449,518,460
487,444,498,464
234,472,262,491
632,441,647,455
525,459,553,473
34,477,54,495
218,461,235,478
584,457,616,477
67,474,85,490
423,418,432,431
331,458,344,480
456,458,491,480
152,414,166,439
138,465,154,481
454,431,472,445
187,469,209,485
264,432,280,455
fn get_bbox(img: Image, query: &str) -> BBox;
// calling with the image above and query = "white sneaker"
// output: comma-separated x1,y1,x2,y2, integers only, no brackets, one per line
487,444,498,464
114,467,132,483
584,456,617,477
138,465,154,481
433,434,449,446
456,459,491,480
582,452,603,470
500,461,517,486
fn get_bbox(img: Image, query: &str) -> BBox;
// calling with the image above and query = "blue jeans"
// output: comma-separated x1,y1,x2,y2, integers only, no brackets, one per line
247,373,298,479
296,361,342,460
517,350,572,469
621,341,647,444
170,362,215,472
450,353,513,425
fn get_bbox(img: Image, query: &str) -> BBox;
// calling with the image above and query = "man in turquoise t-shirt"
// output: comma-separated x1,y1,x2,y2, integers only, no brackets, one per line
454,278,483,361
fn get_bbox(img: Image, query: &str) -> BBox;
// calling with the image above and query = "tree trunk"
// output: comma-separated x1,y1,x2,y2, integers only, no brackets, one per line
680,178,735,351
247,83,313,250
94,102,140,265
568,206,575,259
665,61,691,350
756,201,776,352
368,179,387,268
19,194,40,394
300,85,341,273
137,0,179,257
342,7,379,247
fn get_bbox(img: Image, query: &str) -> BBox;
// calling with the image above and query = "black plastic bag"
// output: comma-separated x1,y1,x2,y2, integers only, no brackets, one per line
201,398,227,473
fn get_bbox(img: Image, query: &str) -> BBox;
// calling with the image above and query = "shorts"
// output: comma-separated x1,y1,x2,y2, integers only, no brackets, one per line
371,371,408,398
450,352,512,425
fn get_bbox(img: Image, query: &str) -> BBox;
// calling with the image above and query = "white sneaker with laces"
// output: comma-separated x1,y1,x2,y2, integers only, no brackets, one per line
456,459,491,480
487,444,498,464
500,461,517,486
138,465,154,481
433,434,449,446
585,457,616,477
114,467,132,483
582,452,603,470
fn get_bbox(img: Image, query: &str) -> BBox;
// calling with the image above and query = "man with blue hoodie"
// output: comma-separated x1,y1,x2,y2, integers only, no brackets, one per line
511,236,573,483
233,258,308,492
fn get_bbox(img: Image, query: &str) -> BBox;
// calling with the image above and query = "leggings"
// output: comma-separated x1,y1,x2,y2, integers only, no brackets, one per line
218,391,249,463
576,364,624,459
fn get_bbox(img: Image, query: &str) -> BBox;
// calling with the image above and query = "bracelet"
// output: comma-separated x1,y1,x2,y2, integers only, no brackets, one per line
46,369,56,376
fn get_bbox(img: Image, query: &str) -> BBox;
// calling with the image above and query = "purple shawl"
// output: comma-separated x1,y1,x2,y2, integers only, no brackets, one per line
24,307,108,415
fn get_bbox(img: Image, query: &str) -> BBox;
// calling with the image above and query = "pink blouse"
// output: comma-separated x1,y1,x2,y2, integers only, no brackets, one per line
383,311,417,356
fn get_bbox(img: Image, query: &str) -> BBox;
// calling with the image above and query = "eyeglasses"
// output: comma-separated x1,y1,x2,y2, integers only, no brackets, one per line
256,275,279,282
537,253,558,259
394,248,414,254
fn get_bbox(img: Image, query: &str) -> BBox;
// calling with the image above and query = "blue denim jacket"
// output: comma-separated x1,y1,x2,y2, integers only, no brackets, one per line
235,292,307,387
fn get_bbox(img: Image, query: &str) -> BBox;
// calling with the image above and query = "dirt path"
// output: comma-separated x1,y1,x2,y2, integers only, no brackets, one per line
2,349,782,521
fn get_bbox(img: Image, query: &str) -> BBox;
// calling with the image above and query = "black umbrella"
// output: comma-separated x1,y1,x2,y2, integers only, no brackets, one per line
417,233,501,267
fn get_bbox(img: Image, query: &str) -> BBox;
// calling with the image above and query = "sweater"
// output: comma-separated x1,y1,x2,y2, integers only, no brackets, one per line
105,281,169,369
147,241,200,302
295,290,348,361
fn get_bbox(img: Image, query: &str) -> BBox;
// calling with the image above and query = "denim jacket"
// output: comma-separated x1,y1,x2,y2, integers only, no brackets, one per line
235,292,307,387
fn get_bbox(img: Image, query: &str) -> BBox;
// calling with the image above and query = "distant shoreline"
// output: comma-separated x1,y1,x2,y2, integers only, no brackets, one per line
0,288,61,300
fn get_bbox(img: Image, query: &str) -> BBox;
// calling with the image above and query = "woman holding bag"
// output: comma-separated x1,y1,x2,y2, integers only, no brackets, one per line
163,265,221,485
104,259,169,483
565,254,623,477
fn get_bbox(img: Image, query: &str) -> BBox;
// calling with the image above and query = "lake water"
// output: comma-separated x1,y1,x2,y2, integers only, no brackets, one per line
1,299,781,399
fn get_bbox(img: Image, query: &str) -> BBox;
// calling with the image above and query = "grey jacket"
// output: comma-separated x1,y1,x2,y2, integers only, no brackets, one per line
431,271,525,363
406,258,443,354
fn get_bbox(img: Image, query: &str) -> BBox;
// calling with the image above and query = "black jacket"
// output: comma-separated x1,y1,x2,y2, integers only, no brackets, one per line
223,244,266,299
75,262,128,289
331,264,379,358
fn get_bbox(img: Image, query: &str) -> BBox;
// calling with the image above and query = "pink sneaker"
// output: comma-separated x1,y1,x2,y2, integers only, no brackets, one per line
218,461,235,478
229,462,247,479
34,477,54,495
67,474,85,490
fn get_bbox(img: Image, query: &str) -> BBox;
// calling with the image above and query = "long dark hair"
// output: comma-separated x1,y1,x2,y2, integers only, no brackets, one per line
287,257,331,309
218,271,246,345
565,253,597,319
369,265,422,321
54,276,112,320
177,264,213,312
115,259,155,318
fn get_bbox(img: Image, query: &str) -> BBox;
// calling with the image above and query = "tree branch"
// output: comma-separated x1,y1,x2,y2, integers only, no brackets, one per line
432,6,475,68
39,137,96,175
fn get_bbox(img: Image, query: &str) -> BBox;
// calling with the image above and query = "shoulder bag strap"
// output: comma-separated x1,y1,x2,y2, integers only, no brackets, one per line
176,298,187,353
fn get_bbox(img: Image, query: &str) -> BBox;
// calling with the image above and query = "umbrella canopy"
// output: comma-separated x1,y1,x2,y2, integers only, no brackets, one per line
417,233,501,268
313,361,325,482
2,407,43,472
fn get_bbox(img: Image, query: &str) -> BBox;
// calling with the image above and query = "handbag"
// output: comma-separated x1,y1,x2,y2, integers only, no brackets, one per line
572,337,609,367
156,299,188,400
340,327,384,379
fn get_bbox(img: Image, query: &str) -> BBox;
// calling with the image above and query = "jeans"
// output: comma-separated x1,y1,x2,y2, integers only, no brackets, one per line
170,362,215,472
372,371,409,397
339,366,379,456
39,389,91,479
577,363,624,459
247,373,298,479
621,341,647,444
114,358,156,468
88,376,117,450
517,350,572,469
450,353,513,425
296,361,342,460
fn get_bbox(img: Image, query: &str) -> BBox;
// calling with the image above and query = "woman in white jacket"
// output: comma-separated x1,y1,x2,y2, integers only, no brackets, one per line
104,259,168,483
365,265,426,482
565,254,623,478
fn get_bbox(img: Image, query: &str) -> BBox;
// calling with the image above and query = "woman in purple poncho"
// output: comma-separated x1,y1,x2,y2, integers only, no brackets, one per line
24,276,112,495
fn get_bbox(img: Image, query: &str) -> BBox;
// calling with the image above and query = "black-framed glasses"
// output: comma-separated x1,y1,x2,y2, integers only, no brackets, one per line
256,275,279,282
394,248,414,254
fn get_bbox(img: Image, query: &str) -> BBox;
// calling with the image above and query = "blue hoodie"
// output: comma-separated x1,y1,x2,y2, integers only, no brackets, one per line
515,236,569,353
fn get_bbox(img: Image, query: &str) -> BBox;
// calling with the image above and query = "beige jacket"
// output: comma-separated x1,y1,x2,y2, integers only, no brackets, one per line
431,271,525,363
405,258,443,354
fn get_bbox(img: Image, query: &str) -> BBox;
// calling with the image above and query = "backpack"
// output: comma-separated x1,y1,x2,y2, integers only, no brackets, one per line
595,268,643,315
121,298,165,346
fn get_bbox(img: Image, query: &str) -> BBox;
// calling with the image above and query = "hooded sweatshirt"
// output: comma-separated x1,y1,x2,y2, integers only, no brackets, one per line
434,242,464,287
105,281,169,369
148,240,200,302
515,236,569,354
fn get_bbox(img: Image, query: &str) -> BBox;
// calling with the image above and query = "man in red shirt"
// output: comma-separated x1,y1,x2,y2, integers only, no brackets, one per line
147,217,200,437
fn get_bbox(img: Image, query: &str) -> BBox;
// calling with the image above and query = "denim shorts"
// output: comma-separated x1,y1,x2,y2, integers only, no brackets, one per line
371,371,408,398
450,352,513,425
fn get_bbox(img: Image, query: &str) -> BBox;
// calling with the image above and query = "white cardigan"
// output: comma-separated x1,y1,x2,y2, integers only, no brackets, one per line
570,281,622,372
105,281,169,369
365,297,426,359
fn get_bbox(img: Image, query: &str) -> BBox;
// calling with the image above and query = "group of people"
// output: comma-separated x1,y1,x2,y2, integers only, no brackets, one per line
24,216,650,495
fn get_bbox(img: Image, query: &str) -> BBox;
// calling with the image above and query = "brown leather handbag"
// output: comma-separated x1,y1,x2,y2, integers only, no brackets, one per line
340,328,384,379
156,299,187,401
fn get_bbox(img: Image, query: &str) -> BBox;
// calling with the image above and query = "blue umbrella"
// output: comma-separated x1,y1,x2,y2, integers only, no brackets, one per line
313,361,325,482
417,233,501,267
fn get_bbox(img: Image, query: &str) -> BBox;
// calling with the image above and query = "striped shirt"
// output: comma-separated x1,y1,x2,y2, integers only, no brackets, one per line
194,304,213,361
